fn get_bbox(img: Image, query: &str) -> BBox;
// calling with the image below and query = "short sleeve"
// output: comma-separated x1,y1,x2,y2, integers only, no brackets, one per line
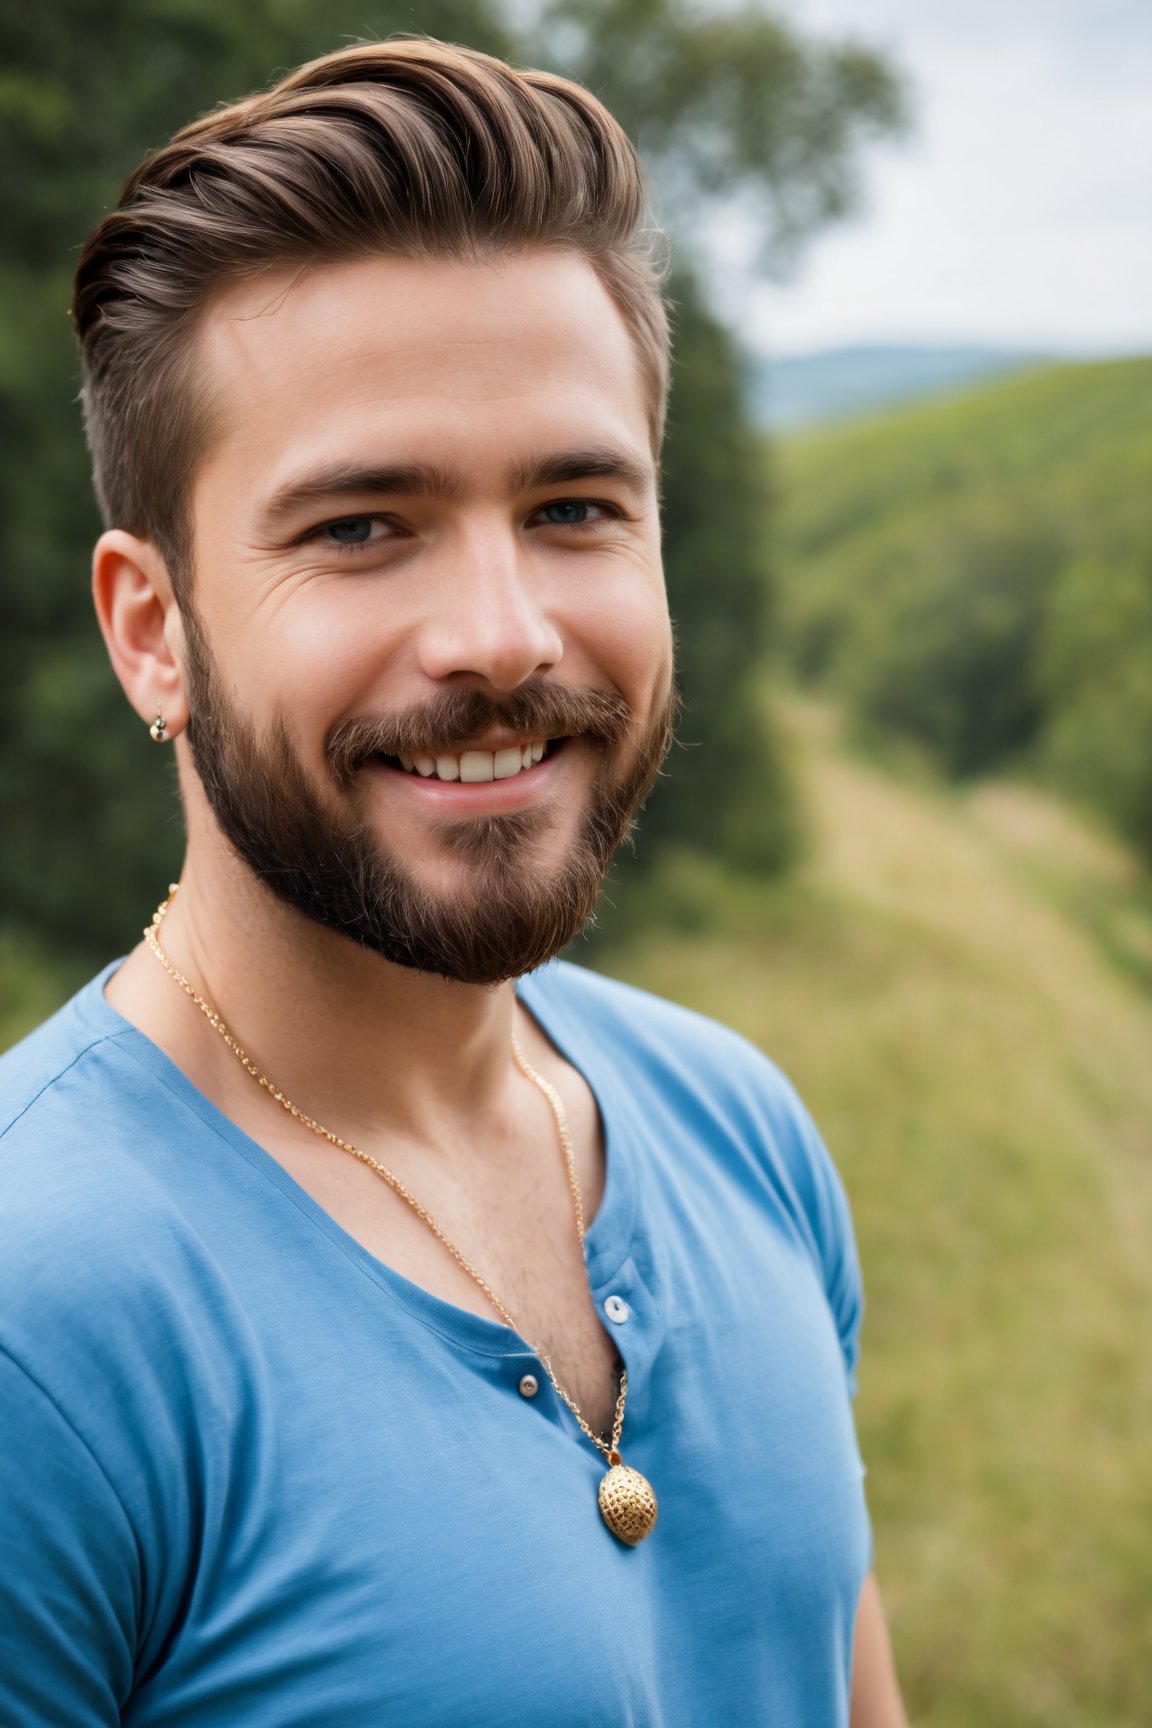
0,1349,139,1727
809,1133,864,1401
759,1072,865,1401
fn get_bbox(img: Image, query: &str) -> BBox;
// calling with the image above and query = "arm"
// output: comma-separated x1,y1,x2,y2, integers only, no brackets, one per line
0,1350,136,1726
851,1572,908,1728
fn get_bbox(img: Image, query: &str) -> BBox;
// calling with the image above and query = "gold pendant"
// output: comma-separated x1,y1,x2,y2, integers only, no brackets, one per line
598,1451,658,1545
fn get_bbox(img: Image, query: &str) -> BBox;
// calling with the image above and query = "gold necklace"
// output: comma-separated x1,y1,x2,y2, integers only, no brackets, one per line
143,887,658,1545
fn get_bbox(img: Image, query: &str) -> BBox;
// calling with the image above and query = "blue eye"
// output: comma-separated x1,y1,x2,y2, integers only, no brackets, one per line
537,500,613,527
326,517,374,545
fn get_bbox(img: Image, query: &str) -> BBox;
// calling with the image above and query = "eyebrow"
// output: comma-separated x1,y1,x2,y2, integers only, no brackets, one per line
256,462,458,535
510,445,655,494
256,444,655,537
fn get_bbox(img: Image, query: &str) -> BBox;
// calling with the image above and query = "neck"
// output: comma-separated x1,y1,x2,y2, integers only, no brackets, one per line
113,827,525,1154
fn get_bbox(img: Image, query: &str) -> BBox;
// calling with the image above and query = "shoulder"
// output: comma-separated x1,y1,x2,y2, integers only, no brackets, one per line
0,982,229,1671
524,960,851,1240
0,974,233,1417
525,956,770,1071
0,974,118,1134
525,959,818,1159
0,967,183,1178
0,972,174,1226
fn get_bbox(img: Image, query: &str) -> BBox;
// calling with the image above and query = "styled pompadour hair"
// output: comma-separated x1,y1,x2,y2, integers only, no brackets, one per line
72,38,669,591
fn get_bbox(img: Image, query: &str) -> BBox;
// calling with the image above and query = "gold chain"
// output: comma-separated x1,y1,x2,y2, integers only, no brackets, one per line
143,886,627,1462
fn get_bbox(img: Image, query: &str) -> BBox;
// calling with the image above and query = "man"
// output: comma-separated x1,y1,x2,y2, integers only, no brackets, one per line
0,40,905,1726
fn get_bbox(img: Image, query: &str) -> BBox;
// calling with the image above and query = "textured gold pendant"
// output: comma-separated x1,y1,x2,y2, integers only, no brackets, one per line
599,1452,658,1545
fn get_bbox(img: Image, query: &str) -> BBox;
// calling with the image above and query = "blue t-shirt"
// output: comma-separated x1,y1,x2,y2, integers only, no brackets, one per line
0,960,870,1726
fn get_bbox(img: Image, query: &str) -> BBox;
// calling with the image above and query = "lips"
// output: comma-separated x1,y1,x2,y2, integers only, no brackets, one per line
327,681,633,792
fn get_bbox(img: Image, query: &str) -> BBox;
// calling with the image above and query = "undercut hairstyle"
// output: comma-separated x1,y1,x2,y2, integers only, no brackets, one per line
72,38,670,594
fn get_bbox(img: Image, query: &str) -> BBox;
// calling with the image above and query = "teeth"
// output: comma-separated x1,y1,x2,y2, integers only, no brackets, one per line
459,750,495,783
395,740,551,781
493,746,522,781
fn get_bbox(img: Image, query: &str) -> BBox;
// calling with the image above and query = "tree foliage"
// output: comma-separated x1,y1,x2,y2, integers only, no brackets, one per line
528,0,906,268
641,271,795,870
0,0,904,963
776,357,1152,859
1043,551,1152,860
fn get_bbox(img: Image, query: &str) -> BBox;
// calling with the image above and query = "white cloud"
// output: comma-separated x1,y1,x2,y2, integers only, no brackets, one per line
725,1,1152,355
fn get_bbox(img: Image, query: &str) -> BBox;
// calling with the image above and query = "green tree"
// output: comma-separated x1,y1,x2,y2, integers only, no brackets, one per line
775,356,1152,861
530,0,905,268
640,272,794,870
1042,553,1152,858
845,502,1058,778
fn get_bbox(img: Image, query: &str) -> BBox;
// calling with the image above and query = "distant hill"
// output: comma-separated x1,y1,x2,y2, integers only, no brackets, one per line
748,343,1045,430
774,355,1152,861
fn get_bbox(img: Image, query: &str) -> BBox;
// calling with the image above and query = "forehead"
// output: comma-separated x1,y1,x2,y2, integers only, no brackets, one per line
190,250,654,514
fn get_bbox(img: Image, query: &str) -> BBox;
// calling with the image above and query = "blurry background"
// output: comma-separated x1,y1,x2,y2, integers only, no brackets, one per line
2,1,1150,1720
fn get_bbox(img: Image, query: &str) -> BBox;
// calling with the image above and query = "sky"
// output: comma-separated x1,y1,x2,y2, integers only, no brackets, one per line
727,0,1152,358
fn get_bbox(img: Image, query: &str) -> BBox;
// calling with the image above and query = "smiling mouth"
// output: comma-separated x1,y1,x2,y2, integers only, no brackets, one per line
374,737,559,783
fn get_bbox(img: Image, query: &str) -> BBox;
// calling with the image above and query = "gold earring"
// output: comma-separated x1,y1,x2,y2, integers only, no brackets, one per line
149,713,168,743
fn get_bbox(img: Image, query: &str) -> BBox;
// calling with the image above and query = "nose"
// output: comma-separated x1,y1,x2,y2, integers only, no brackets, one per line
416,521,564,691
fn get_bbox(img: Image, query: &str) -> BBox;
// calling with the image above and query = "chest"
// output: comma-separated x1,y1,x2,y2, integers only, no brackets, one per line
254,1099,624,1438
129,1196,869,1728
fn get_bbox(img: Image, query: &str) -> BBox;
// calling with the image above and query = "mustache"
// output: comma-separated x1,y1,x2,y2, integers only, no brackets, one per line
327,679,633,785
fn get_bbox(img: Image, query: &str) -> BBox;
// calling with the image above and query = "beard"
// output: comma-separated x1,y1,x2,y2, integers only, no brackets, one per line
181,604,677,985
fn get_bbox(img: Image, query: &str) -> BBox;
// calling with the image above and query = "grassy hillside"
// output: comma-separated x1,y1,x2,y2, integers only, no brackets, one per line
603,699,1152,1727
778,355,1152,558
775,356,1152,860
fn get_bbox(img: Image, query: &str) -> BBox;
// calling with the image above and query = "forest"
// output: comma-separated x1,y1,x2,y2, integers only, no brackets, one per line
776,355,1152,866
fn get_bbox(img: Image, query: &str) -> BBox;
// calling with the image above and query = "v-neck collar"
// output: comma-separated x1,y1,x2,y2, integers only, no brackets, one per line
70,960,642,1363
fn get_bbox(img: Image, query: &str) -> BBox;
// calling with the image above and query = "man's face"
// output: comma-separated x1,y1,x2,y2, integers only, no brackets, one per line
179,250,675,982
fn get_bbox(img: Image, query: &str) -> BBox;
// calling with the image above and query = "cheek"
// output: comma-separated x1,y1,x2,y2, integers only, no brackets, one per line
220,583,411,724
280,597,398,685
578,575,672,708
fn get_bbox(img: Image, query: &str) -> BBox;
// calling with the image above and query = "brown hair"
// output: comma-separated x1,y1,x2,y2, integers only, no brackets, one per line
72,38,669,592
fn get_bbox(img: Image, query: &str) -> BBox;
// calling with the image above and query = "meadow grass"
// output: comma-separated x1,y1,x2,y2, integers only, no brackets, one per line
598,698,1152,1727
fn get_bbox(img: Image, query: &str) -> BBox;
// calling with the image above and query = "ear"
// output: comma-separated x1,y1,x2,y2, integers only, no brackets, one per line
92,530,189,738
